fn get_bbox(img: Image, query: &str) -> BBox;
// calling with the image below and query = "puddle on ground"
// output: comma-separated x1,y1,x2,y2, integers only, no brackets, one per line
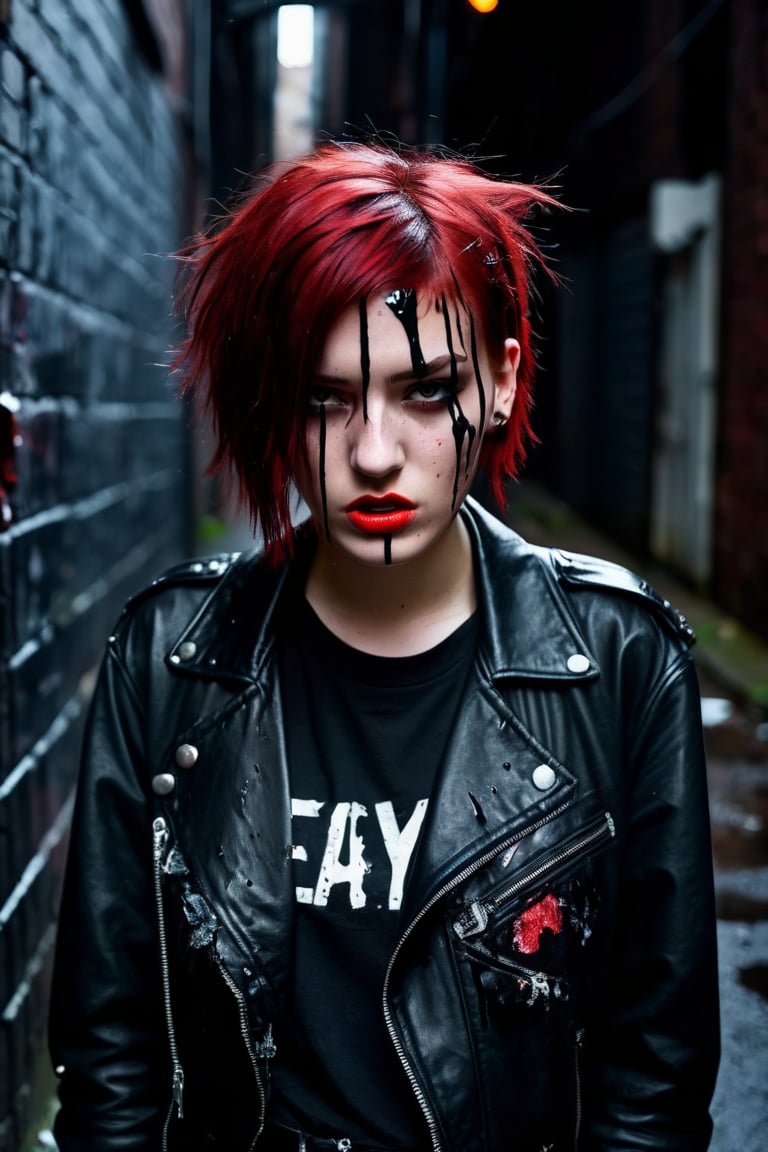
704,721,768,764
738,963,768,1001
708,761,768,871
712,815,768,871
716,890,768,921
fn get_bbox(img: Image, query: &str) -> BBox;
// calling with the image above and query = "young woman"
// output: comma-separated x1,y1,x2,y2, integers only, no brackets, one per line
49,143,719,1152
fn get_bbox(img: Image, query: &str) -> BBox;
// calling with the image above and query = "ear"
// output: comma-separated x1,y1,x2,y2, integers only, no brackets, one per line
491,338,520,422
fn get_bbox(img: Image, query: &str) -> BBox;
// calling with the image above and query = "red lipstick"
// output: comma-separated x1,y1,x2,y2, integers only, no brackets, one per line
345,493,417,535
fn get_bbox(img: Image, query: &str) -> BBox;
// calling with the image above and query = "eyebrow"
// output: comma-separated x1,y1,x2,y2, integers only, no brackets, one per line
391,353,467,381
312,353,468,385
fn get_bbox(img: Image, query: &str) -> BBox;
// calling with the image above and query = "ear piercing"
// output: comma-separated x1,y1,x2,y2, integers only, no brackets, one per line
492,412,508,427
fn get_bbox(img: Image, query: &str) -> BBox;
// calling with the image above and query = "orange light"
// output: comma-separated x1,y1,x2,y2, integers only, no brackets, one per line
467,0,499,12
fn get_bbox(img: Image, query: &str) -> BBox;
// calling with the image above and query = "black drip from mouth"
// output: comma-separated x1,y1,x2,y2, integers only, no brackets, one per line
384,535,392,565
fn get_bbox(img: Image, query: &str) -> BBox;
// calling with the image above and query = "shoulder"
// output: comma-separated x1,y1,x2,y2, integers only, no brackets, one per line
464,497,695,654
124,553,244,608
548,548,696,648
107,537,310,685
110,547,270,654
117,551,252,624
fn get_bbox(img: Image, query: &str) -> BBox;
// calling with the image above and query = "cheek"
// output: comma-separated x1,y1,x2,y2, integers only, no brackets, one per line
294,421,348,506
292,438,319,501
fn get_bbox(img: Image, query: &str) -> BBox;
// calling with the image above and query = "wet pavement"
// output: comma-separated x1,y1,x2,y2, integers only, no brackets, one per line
701,680,768,1151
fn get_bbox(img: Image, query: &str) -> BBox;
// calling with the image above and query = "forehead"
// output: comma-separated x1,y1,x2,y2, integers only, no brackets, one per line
317,290,470,375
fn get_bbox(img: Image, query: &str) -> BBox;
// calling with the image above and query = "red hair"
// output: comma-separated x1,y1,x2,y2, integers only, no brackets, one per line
173,142,560,555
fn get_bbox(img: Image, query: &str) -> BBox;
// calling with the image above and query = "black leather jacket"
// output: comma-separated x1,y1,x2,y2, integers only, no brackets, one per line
49,499,719,1152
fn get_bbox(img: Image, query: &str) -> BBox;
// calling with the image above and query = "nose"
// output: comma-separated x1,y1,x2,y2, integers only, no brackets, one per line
349,403,406,479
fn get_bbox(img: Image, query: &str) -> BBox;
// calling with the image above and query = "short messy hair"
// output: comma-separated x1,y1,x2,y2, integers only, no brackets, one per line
173,141,560,555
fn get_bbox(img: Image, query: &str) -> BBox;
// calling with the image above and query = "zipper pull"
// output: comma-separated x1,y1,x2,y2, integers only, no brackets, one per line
172,1065,185,1119
153,817,168,862
255,1023,277,1060
453,899,489,940
528,973,550,1005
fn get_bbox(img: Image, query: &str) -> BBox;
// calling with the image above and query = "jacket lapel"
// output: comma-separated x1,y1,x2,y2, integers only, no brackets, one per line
400,500,596,919
400,665,578,920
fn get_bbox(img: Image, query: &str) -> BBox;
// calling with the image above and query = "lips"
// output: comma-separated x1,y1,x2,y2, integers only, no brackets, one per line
345,493,417,535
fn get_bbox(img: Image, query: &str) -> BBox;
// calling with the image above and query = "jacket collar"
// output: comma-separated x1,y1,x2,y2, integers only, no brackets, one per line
462,499,599,683
166,498,599,686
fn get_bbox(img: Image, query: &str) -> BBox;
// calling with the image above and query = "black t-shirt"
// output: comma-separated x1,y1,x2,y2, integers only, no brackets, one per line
269,598,478,1149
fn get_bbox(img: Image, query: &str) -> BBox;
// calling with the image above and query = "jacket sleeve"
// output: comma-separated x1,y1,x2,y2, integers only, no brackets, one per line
586,652,720,1151
49,637,168,1151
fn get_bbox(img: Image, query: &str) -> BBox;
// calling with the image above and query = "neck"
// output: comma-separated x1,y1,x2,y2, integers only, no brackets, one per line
304,514,476,656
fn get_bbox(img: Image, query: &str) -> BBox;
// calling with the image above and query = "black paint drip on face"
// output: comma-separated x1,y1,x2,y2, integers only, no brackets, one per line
440,294,460,394
467,310,486,434
384,535,392,565
440,293,477,510
318,404,330,541
359,296,370,422
384,289,428,377
447,394,476,511
454,302,466,354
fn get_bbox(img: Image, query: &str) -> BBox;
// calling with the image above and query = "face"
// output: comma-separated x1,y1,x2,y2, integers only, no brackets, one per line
295,289,518,569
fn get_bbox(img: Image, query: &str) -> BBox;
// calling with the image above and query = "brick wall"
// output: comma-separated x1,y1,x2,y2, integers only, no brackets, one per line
0,1,194,1146
714,0,768,640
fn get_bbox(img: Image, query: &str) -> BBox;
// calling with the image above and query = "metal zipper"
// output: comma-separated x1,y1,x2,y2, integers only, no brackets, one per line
152,817,185,1151
212,952,266,1152
382,798,574,1152
454,811,616,941
573,1026,584,1150
463,941,568,1006
153,817,270,1152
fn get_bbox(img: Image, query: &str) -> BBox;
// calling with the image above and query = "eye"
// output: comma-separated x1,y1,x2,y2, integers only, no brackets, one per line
404,380,456,407
308,385,348,410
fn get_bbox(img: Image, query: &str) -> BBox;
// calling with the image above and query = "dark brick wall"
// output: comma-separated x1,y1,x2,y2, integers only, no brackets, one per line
714,0,768,640
0,1,194,1146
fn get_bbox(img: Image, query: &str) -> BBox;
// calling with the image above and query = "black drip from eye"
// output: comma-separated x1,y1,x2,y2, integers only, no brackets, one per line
318,404,330,541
